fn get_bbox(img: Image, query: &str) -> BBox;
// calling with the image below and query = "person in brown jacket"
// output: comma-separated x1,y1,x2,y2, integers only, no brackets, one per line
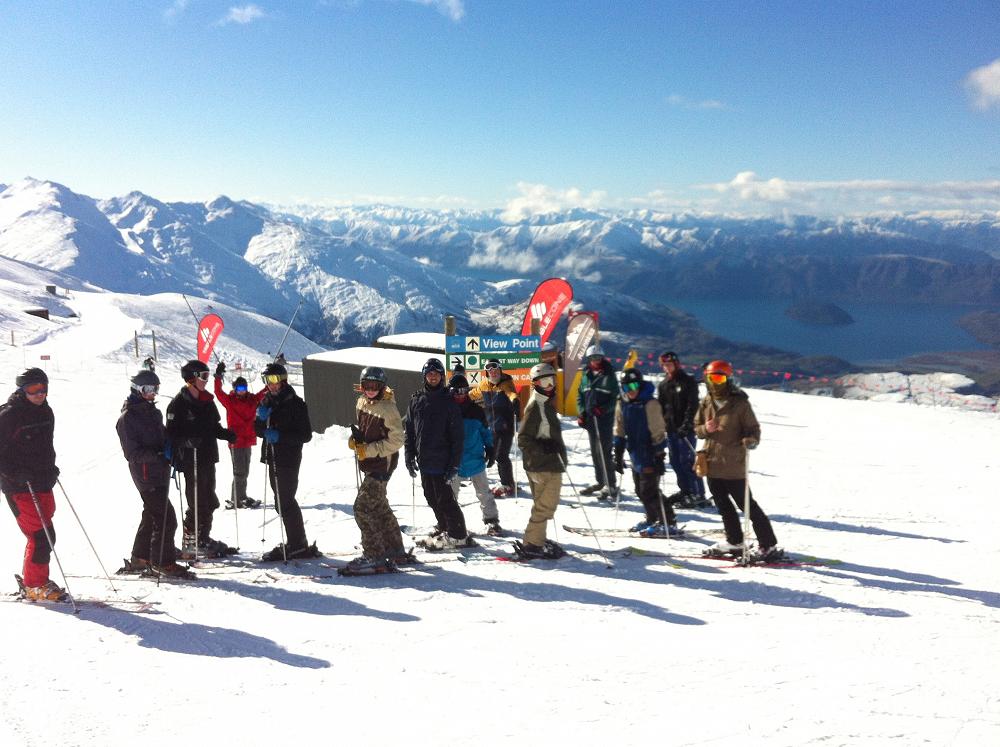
514,363,567,560
694,360,781,561
343,366,408,573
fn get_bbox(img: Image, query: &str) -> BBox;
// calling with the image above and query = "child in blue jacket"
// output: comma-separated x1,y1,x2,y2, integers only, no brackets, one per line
448,374,502,535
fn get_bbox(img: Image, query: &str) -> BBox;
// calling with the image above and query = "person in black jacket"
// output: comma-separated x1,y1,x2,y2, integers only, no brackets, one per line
656,351,708,508
404,357,468,550
0,368,66,601
255,362,318,561
115,370,193,578
166,359,237,559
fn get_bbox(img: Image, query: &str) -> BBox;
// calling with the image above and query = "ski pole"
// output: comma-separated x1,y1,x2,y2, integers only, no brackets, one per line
558,455,614,569
156,482,171,587
56,478,119,594
273,299,303,363
193,448,200,564
411,473,416,527
742,448,752,566
268,442,287,562
26,481,78,613
260,449,269,550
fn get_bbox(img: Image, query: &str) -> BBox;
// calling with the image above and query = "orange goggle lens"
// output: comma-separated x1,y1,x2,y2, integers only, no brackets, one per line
707,372,728,384
23,384,48,395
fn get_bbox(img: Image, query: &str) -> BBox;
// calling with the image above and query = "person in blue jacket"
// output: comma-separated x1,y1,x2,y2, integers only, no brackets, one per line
447,374,502,536
404,358,469,549
613,368,678,535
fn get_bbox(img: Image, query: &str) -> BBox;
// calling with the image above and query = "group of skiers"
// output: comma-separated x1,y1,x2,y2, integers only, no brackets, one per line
1,343,781,598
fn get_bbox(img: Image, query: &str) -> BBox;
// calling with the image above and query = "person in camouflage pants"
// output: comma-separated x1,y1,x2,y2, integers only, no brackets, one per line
346,367,406,566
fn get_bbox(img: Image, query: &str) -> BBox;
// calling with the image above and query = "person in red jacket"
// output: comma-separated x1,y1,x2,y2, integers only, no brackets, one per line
213,362,265,509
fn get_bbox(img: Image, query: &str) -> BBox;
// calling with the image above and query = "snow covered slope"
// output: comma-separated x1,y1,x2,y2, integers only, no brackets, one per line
0,303,997,746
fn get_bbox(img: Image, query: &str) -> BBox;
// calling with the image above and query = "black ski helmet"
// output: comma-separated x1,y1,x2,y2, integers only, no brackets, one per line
621,367,643,392
233,376,249,389
448,373,469,391
262,362,288,381
359,366,387,385
16,368,48,388
180,359,209,381
422,358,445,376
131,369,160,390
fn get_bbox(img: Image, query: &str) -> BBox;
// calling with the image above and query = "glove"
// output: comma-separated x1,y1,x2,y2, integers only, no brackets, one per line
485,447,496,469
444,467,458,482
577,415,586,427
405,456,417,478
348,437,368,461
613,442,625,474
214,361,226,379
256,405,272,422
350,424,364,443
222,428,237,443
264,428,280,444
676,424,692,438
654,451,666,475
742,437,758,450
163,442,173,463
181,437,202,449
593,406,605,417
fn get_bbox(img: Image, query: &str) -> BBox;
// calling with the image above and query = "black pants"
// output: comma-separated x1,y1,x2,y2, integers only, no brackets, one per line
635,469,675,525
421,472,467,539
586,415,616,491
707,477,777,548
131,484,177,564
493,427,514,487
268,461,308,551
181,458,220,542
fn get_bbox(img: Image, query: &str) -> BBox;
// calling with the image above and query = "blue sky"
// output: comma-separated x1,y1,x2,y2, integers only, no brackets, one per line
2,0,999,217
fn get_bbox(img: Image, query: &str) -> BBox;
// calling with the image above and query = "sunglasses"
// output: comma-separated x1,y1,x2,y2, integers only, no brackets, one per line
23,384,48,396
451,387,469,396
484,363,500,371
623,381,641,392
138,384,159,395
262,374,287,384
706,372,728,384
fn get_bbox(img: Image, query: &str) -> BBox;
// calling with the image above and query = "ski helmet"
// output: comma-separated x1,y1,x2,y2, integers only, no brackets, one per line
16,367,48,388
422,358,445,376
529,362,556,381
705,360,734,378
584,344,604,360
131,369,160,391
659,351,679,364
359,366,387,385
448,373,469,391
233,376,249,390
483,358,502,372
621,368,643,393
541,341,557,352
262,362,288,382
180,359,210,382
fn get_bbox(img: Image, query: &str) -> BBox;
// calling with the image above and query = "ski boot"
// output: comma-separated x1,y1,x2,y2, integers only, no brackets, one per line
579,483,603,496
639,522,683,538
338,556,399,577
702,540,744,559
16,575,70,602
491,485,514,498
485,519,504,537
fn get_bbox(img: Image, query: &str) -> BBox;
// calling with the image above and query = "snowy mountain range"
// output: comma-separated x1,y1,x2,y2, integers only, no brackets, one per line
2,177,999,354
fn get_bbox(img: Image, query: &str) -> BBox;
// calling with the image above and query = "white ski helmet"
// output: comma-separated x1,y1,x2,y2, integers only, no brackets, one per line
529,362,556,380
584,344,604,359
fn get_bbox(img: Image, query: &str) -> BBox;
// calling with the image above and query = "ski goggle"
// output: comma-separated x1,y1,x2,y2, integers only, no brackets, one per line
659,352,678,364
193,371,210,381
361,381,382,391
706,372,729,384
262,373,287,384
234,384,248,393
534,375,556,389
623,380,641,392
22,384,48,396
484,362,501,371
451,387,469,396
137,384,159,395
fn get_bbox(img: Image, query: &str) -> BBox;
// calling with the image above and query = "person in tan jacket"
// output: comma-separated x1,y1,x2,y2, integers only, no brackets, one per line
344,366,407,573
694,360,781,560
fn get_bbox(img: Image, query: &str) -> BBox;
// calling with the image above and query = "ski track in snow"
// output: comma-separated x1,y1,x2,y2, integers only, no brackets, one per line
0,291,998,745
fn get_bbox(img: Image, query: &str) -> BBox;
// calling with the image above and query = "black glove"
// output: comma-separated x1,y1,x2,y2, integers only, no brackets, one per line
676,424,692,438
485,447,496,469
214,361,226,379
350,424,364,443
222,428,237,444
405,456,417,478
613,442,625,474
654,451,666,475
181,437,202,449
444,467,458,482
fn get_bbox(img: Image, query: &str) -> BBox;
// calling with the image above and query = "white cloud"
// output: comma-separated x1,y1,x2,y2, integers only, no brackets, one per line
467,235,541,273
666,94,728,111
964,58,1000,110
163,0,189,22
218,4,266,25
501,182,607,223
404,0,465,22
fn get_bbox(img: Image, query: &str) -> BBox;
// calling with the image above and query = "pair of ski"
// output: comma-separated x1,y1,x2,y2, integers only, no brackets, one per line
9,574,160,614
620,545,836,568
562,525,725,540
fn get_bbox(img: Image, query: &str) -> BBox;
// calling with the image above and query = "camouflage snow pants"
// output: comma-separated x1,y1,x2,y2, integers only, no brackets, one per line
354,474,405,560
